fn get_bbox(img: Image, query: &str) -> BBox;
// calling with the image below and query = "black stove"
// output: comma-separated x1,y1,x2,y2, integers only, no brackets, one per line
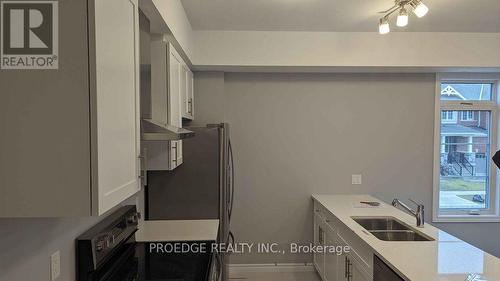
76,206,219,281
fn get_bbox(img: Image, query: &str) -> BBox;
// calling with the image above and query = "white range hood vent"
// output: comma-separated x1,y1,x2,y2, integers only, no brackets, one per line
141,119,195,141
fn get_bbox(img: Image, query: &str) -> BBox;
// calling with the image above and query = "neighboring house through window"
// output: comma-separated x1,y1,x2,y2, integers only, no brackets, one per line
434,74,500,222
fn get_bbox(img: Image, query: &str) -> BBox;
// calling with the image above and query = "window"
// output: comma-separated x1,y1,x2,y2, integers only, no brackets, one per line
434,75,500,222
441,110,457,123
461,110,474,121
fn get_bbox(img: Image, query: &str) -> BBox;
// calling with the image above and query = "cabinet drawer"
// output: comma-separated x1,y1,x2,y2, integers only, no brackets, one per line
337,229,373,275
314,201,341,230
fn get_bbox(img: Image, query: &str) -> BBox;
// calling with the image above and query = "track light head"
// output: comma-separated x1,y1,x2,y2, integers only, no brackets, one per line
396,7,409,27
379,17,390,34
411,0,429,18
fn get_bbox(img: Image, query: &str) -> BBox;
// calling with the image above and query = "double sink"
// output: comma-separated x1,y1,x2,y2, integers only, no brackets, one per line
352,217,434,242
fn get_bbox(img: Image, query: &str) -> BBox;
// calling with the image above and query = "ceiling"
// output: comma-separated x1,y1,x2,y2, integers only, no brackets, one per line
181,0,500,32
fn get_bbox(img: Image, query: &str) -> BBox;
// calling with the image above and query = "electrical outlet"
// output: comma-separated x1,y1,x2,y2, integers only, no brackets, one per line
352,174,362,185
50,251,61,280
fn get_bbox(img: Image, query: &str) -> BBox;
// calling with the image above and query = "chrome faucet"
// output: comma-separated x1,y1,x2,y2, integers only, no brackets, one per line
392,198,425,228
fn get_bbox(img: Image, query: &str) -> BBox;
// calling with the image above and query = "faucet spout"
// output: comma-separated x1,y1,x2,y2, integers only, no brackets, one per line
392,198,425,228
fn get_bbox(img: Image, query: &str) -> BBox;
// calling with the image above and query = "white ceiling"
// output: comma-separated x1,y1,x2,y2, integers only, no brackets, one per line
181,0,500,32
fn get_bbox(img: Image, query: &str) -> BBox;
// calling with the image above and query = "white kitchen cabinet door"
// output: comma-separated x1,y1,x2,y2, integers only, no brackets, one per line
93,0,141,215
336,235,351,281
180,64,188,118
168,44,183,169
349,259,372,281
324,227,339,281
187,69,194,119
0,0,141,217
339,253,372,281
314,212,326,279
147,39,185,171
337,247,348,281
181,65,194,120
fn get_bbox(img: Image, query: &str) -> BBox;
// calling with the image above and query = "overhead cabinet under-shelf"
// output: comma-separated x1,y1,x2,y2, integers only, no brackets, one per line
144,37,194,170
0,0,141,217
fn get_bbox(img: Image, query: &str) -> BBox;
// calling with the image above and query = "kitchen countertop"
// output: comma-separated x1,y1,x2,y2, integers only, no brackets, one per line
312,194,500,281
136,219,219,242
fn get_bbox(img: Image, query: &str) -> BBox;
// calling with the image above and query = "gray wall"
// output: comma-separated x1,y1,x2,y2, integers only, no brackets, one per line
191,72,226,126
194,72,500,264
0,195,141,281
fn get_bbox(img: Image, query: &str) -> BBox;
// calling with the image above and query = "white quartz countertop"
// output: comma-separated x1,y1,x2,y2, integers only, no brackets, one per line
136,220,219,242
312,194,500,281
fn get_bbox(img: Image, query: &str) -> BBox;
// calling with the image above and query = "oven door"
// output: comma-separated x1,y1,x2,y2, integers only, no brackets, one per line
93,244,139,281
136,241,215,281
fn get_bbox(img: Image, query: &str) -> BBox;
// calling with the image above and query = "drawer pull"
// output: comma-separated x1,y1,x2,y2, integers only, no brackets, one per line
344,256,348,278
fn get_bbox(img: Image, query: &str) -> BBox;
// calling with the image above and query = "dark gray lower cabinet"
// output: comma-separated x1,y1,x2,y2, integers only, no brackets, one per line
373,255,404,281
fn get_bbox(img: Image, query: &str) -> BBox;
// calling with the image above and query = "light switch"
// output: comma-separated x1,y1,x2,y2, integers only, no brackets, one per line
352,174,362,185
51,250,60,280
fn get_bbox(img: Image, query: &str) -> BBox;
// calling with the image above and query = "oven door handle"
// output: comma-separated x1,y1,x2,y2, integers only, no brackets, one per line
215,253,222,281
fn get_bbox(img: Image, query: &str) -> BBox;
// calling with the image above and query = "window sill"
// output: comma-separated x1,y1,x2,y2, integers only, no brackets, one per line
433,214,500,223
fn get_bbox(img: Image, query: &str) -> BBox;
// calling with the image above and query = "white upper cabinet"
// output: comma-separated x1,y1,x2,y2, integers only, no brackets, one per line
168,44,184,168
0,0,141,217
93,0,141,215
148,38,189,170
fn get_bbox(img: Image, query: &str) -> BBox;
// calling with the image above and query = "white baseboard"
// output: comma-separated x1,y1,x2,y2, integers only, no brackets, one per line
229,263,315,274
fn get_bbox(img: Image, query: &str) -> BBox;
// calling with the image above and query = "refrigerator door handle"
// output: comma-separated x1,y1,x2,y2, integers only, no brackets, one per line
227,231,235,245
228,139,235,221
215,252,222,281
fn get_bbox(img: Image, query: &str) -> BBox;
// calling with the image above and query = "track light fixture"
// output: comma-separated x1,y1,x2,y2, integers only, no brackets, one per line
378,0,429,34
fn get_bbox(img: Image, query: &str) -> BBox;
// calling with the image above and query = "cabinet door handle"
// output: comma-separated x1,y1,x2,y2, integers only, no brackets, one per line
344,256,348,278
318,227,323,244
138,148,148,186
188,98,193,114
347,258,353,281
172,142,178,166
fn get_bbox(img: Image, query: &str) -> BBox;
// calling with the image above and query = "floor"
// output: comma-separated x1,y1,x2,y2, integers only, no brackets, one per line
229,271,321,281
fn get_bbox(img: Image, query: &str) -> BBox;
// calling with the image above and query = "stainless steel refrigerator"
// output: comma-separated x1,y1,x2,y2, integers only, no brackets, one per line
145,123,234,281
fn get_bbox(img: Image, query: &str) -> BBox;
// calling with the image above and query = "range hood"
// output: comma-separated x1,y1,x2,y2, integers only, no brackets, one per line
141,119,195,141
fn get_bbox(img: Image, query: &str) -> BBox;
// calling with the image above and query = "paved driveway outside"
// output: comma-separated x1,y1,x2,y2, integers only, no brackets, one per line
440,191,486,209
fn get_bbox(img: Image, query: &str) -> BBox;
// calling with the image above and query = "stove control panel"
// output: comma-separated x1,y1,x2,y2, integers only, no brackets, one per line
76,205,139,278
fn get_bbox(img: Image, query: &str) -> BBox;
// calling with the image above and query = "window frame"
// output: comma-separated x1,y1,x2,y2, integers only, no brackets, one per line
433,74,500,222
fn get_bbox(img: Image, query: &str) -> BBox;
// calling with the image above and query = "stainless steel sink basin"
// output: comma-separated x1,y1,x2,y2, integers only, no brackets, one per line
353,217,409,231
370,230,432,241
352,217,434,242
